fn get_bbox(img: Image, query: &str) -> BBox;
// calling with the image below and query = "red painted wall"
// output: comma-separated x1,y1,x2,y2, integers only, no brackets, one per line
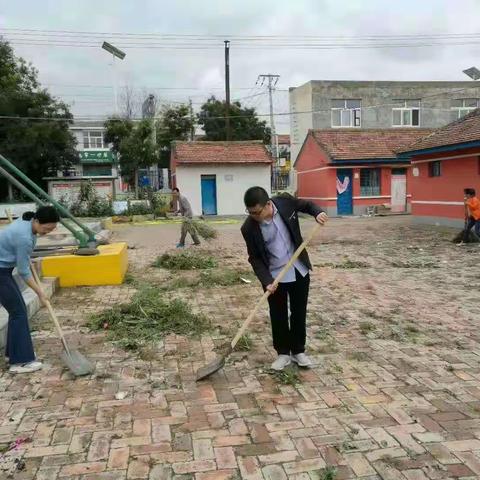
296,133,336,210
296,132,414,214
410,150,480,220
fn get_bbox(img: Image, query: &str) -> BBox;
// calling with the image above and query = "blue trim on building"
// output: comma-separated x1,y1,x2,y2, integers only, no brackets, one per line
398,140,480,159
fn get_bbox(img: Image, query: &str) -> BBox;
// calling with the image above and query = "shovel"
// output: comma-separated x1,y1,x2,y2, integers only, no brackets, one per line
30,264,94,376
195,221,322,381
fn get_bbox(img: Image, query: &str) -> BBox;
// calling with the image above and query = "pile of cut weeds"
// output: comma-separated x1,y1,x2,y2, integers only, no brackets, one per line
153,250,217,270
88,286,210,350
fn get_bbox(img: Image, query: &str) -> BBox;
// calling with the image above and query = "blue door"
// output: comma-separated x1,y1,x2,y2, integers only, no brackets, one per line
201,175,217,215
336,169,353,215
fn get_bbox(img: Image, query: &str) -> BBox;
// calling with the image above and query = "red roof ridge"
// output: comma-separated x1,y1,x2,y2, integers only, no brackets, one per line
172,140,273,165
397,107,480,153
307,128,434,161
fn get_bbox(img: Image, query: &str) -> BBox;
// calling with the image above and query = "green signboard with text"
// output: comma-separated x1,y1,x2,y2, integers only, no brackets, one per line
79,150,115,164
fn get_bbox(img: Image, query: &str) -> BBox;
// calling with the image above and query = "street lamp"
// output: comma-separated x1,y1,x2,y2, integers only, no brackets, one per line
102,41,126,115
463,67,480,81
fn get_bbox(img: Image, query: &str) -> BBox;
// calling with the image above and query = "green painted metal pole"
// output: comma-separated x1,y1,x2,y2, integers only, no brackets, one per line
0,165,90,248
0,154,96,242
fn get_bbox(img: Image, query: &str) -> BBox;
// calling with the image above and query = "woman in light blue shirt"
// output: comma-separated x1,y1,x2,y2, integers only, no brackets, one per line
0,206,59,374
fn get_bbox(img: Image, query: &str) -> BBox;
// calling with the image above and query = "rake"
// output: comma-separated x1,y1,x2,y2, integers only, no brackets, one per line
195,221,322,381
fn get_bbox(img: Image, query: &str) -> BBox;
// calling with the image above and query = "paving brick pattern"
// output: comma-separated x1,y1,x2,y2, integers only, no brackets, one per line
1,216,480,479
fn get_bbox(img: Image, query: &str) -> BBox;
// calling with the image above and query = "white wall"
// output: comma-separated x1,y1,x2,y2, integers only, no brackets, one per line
289,82,313,164
176,164,271,216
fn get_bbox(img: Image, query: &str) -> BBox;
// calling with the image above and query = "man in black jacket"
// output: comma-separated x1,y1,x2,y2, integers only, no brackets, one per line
241,186,328,371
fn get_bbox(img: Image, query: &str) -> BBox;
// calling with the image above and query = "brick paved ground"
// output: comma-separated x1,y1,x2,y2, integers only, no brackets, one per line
1,216,480,479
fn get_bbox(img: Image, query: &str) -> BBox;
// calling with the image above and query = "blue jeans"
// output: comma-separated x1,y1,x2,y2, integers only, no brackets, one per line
0,268,35,365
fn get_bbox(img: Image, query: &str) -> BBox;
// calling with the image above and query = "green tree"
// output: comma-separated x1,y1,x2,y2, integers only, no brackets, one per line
156,104,194,167
0,40,77,199
197,96,271,143
105,103,194,185
104,118,158,192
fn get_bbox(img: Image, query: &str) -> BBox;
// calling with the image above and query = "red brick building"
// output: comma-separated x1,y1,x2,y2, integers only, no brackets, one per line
295,129,431,216
397,109,480,227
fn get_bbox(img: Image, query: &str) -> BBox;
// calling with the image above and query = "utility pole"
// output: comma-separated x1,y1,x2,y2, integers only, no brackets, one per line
257,74,280,164
224,40,231,141
140,94,157,196
188,98,195,141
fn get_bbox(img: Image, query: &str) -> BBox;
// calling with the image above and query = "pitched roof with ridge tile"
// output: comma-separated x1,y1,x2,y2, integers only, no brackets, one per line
172,141,272,164
397,108,480,153
309,129,433,161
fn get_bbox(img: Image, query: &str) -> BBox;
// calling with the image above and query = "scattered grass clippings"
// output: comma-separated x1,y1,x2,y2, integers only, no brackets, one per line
234,334,252,352
269,366,301,385
319,466,337,480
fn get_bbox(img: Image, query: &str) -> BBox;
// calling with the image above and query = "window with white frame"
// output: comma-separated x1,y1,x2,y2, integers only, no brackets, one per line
392,99,420,127
83,130,105,149
331,99,361,127
360,168,381,196
451,98,479,119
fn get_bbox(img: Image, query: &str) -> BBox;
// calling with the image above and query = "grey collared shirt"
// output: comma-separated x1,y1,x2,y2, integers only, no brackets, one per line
260,204,308,283
178,195,193,218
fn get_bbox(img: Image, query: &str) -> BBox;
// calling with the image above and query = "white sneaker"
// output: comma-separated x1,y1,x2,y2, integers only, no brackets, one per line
9,361,43,374
271,355,291,371
291,353,312,368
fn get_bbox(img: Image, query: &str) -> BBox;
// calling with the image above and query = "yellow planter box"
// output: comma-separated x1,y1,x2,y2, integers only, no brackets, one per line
41,242,128,287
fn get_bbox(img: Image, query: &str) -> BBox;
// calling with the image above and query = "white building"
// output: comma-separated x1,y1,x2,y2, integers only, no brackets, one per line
43,122,123,202
171,141,272,216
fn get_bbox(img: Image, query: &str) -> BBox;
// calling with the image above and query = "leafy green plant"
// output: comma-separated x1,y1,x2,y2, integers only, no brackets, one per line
67,180,114,217
128,202,153,215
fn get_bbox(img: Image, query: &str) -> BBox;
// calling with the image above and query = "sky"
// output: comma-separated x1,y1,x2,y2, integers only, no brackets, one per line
1,0,480,134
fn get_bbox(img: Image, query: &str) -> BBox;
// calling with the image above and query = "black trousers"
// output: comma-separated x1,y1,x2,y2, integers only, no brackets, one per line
267,269,310,355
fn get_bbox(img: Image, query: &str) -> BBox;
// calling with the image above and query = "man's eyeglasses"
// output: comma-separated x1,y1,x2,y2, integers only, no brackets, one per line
246,204,267,216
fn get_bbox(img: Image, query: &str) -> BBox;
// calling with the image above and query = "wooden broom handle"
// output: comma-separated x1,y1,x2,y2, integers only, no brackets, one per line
30,263,71,355
230,221,322,349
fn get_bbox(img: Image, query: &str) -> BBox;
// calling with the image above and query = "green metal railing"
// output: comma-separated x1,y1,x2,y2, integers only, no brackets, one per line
0,154,97,248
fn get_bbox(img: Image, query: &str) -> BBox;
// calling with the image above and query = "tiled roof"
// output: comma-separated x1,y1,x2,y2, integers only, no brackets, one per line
397,108,480,153
172,141,273,164
310,129,434,161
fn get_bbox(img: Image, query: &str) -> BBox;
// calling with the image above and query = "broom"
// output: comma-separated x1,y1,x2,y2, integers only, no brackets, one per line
452,207,479,243
183,218,217,241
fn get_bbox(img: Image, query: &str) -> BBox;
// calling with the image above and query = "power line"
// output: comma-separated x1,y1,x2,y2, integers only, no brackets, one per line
4,28,480,50
8,40,480,50
2,103,479,123
43,83,281,91
4,27,480,40
3,81,480,122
